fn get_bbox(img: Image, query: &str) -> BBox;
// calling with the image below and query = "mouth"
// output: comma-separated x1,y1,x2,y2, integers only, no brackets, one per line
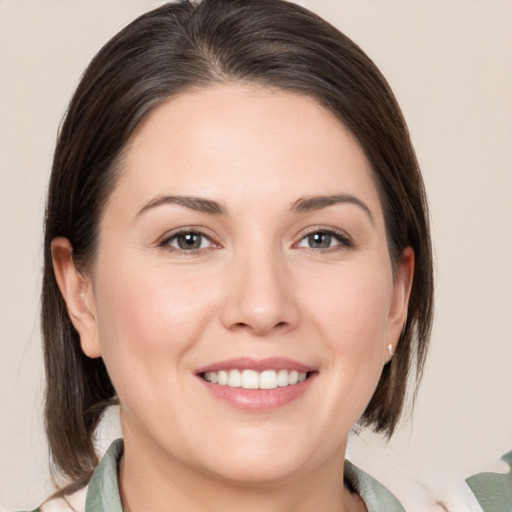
195,357,317,411
201,369,310,389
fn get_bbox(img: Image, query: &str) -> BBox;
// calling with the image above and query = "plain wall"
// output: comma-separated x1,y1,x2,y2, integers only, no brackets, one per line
1,1,511,510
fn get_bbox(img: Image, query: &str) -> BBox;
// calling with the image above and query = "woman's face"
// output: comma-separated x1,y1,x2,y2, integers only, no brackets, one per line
70,84,411,485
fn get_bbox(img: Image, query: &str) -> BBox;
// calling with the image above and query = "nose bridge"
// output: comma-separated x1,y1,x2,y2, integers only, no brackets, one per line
221,238,298,335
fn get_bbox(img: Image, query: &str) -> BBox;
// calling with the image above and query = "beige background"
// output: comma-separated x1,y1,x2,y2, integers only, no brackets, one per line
1,1,511,510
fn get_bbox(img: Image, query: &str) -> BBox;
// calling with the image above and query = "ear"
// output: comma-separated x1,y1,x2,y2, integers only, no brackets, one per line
51,237,102,358
386,246,415,358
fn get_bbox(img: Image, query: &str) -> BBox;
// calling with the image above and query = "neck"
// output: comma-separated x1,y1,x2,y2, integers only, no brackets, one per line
118,430,365,512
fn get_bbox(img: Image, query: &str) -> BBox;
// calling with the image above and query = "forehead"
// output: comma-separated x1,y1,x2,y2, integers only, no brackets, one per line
111,84,381,220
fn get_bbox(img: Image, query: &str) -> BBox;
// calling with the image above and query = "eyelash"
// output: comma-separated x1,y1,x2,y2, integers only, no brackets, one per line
158,227,353,254
295,227,354,252
159,229,219,254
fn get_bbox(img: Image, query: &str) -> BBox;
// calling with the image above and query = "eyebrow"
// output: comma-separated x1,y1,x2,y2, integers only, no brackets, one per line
291,194,374,224
135,193,374,223
135,195,226,218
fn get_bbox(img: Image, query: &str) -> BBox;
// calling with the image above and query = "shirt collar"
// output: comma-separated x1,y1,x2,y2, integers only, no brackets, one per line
84,438,405,512
85,438,124,512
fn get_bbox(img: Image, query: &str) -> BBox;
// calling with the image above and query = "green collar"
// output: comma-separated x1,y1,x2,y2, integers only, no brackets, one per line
84,439,404,512
466,450,512,512
85,439,123,512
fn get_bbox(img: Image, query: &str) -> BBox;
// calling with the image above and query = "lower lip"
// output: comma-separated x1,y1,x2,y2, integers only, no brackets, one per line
197,374,317,411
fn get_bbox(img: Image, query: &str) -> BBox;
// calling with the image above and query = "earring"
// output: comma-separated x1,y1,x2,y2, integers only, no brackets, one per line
387,344,393,358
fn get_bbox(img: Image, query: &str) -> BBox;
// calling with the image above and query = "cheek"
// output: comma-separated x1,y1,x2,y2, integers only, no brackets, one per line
302,264,392,369
91,255,216,383
288,262,394,437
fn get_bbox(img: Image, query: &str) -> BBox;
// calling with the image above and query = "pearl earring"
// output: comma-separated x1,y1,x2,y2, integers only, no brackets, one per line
387,344,393,357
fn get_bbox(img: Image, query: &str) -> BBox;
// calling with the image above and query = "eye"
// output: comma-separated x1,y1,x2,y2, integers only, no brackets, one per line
296,229,352,250
160,230,217,252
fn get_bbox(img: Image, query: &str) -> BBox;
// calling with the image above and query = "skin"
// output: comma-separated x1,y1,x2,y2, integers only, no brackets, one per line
52,84,414,512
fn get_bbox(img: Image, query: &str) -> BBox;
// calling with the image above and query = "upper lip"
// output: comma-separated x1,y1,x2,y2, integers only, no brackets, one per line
195,357,314,374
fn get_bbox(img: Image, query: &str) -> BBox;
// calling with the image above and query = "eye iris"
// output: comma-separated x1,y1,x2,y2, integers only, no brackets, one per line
177,233,202,250
308,232,331,248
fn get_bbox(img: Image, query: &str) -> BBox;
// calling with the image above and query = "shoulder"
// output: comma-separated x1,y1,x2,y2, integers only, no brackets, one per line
14,487,87,512
29,486,88,512
466,450,512,512
24,439,124,512
344,459,405,512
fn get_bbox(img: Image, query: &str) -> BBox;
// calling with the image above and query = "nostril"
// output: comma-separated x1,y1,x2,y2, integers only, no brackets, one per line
230,320,289,335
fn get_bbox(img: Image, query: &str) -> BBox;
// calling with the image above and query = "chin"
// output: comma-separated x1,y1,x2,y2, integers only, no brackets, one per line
191,428,329,487
203,452,311,487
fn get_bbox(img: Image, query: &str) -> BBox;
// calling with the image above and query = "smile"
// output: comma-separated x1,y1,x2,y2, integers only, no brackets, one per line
196,357,316,410
202,369,308,389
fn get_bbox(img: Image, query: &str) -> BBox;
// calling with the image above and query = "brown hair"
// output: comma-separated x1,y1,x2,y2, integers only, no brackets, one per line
42,0,433,491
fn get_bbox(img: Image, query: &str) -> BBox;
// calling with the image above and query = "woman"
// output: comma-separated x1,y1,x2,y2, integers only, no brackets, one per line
34,0,434,510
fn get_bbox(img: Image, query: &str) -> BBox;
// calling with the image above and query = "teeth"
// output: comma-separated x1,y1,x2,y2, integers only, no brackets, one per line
241,370,259,389
277,369,289,387
260,370,277,389
218,370,228,385
228,369,242,387
202,369,308,389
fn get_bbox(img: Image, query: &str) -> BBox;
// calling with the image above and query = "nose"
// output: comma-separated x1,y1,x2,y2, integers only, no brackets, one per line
220,250,300,337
